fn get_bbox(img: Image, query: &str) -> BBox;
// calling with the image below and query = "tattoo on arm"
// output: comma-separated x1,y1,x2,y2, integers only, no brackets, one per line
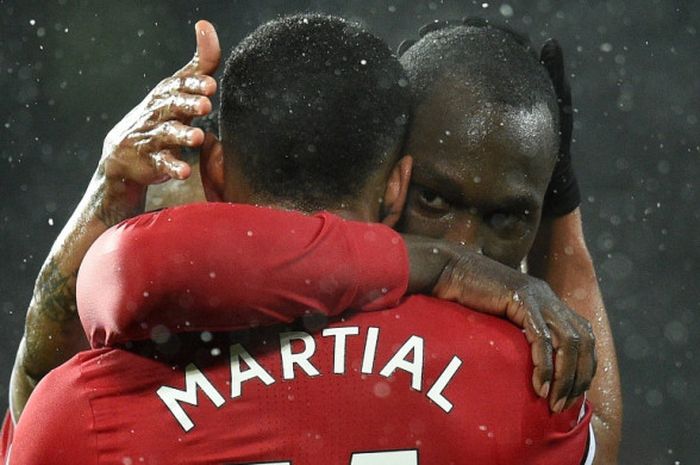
89,185,127,228
36,257,79,323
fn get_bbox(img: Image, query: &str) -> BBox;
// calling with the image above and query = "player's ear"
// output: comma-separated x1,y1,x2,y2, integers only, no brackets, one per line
381,155,412,227
199,132,226,202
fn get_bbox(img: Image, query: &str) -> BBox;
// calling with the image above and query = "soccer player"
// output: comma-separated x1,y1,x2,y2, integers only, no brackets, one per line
147,23,621,459
5,16,596,429
147,25,621,454
2,16,604,465
9,15,594,464
396,21,620,462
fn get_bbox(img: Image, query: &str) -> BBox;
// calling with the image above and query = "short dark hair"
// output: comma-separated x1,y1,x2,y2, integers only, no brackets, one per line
220,14,410,206
400,22,558,124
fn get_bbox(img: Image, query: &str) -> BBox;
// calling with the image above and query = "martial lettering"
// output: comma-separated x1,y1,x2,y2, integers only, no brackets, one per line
156,363,226,432
379,335,424,391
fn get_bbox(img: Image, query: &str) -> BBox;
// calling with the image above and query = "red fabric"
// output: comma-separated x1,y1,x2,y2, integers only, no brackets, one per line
77,203,408,348
0,410,13,464
10,296,591,465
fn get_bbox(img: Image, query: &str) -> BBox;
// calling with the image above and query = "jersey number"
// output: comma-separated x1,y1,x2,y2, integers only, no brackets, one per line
246,449,418,465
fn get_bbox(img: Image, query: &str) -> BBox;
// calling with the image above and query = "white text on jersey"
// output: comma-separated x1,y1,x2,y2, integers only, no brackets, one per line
156,326,463,432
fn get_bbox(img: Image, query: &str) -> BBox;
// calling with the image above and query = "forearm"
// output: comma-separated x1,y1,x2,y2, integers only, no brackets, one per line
10,168,145,420
409,236,535,318
528,208,622,463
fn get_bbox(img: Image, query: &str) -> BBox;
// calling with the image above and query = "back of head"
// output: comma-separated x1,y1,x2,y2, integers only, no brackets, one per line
400,21,558,126
220,14,410,210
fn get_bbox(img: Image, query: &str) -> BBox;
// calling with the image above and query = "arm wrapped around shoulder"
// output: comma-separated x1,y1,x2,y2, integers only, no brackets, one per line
76,203,408,347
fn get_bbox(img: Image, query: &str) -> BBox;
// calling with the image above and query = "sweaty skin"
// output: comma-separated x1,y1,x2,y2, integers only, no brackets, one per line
529,210,622,464
400,77,620,464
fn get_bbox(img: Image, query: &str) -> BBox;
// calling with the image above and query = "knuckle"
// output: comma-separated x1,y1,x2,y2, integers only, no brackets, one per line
160,120,174,134
540,332,553,347
565,333,581,349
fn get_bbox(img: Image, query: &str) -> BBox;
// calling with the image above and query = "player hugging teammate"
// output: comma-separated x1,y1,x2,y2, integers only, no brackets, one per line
4,12,620,465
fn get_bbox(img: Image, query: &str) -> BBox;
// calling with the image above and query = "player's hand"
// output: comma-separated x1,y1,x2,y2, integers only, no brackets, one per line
540,38,582,217
500,278,596,413
99,20,220,194
416,241,596,412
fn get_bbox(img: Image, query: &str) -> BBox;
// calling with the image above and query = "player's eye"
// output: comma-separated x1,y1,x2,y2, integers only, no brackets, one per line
416,187,451,214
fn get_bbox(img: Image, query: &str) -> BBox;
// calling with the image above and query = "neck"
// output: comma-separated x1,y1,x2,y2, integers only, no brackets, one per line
221,177,381,223
257,199,373,223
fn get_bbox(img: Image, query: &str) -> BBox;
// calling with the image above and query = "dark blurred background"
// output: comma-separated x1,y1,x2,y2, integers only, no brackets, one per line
0,0,697,463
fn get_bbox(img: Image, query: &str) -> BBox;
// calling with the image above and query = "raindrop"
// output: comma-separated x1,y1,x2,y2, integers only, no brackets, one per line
150,325,171,344
664,321,688,345
499,4,514,17
645,389,663,407
373,381,391,398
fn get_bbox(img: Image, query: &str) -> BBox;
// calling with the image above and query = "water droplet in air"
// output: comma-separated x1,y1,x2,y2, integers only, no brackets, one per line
499,4,514,17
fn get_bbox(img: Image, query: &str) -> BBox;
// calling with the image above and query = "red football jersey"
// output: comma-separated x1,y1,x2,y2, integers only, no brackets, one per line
0,410,12,465
9,296,593,465
77,203,409,347
10,203,595,464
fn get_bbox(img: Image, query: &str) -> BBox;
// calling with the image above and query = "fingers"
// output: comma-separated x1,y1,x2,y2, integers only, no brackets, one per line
150,93,212,122
547,309,597,413
513,281,597,414
540,39,572,109
151,149,191,180
549,320,580,412
564,319,597,410
129,121,203,181
145,121,205,148
174,20,221,78
157,75,217,97
521,303,554,400
540,39,563,71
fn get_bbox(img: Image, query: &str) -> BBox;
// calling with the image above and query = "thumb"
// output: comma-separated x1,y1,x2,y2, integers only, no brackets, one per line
175,20,221,77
